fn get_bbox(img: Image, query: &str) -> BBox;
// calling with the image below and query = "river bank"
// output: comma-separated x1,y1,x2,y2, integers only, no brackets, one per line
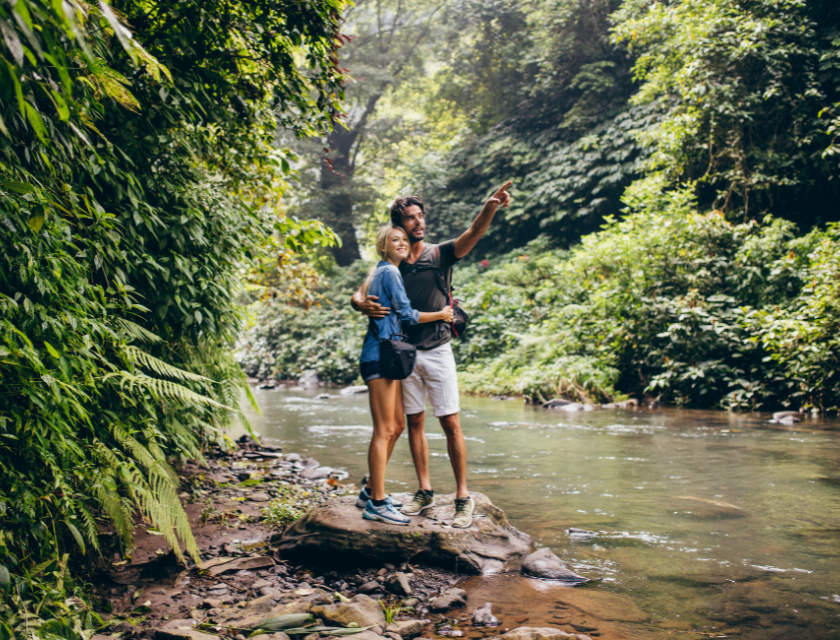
93,436,607,640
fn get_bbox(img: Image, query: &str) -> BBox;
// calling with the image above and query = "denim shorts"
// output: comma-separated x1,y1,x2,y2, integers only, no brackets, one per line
360,360,381,383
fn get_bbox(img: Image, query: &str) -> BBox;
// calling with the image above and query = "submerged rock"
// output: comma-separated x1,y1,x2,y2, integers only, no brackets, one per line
541,399,571,409
521,549,589,584
485,627,592,640
472,602,499,626
275,493,533,575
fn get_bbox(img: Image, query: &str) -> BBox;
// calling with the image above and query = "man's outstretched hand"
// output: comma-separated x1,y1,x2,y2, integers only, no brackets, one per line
357,295,390,318
487,181,513,208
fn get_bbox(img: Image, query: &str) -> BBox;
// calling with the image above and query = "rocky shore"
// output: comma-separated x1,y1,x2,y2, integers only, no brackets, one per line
90,435,595,640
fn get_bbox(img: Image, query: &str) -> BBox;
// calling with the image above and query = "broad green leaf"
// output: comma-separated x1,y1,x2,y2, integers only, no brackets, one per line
28,212,45,233
44,341,60,358
0,565,9,592
2,180,35,194
65,521,85,555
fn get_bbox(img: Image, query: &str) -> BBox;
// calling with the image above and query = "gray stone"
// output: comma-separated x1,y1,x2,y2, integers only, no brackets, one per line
162,619,197,630
541,399,571,409
486,628,591,640
302,458,320,468
601,399,638,409
202,598,223,609
340,385,369,395
300,467,332,480
773,411,803,422
285,453,303,462
358,581,381,593
310,594,386,629
520,549,589,584
155,630,220,640
252,579,273,590
203,556,275,576
472,603,499,626
561,403,585,412
276,493,533,575
386,620,423,639
249,634,291,640
259,587,281,596
248,492,272,502
429,588,467,612
401,598,419,609
212,590,332,629
386,572,412,596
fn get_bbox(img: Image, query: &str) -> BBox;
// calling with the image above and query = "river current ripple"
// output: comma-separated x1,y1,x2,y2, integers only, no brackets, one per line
238,387,840,639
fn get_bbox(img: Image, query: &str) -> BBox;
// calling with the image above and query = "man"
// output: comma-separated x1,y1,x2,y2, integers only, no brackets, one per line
351,182,512,528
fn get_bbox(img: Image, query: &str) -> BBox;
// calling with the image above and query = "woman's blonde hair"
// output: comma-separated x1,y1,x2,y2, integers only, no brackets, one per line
362,223,408,296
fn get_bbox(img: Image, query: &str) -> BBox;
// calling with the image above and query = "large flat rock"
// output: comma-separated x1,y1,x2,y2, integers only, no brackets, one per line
275,492,533,574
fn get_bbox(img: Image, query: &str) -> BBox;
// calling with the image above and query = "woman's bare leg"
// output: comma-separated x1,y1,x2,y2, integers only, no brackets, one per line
387,382,406,460
367,377,400,501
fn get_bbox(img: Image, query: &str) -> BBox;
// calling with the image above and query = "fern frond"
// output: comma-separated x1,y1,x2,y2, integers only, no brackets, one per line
115,318,164,344
104,371,233,411
124,346,212,383
76,504,101,553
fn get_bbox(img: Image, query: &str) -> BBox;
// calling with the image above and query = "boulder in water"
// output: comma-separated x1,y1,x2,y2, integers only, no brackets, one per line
521,548,589,584
274,493,533,575
340,385,369,395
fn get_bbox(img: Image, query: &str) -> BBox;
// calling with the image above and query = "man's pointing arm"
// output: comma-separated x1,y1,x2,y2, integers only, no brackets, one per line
453,181,513,260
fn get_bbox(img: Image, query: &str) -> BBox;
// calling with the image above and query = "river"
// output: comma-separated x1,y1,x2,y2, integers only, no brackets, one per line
238,386,840,639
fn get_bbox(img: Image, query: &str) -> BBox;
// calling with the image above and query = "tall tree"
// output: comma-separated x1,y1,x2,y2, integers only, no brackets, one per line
292,0,448,265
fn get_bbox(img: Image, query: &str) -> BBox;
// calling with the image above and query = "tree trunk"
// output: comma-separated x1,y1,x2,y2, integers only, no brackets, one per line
320,126,361,266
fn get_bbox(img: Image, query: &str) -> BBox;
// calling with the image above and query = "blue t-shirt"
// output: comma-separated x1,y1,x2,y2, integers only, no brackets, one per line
360,261,420,364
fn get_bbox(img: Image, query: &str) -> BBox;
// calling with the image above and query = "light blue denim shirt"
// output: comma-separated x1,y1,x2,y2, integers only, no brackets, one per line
360,261,420,364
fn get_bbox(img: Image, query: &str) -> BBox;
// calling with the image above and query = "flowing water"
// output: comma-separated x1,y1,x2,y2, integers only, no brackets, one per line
238,387,840,639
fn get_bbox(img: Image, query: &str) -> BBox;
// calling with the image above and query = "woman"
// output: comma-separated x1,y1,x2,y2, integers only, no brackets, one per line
357,224,453,525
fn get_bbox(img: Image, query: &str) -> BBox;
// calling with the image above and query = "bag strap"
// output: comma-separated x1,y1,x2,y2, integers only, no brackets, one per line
430,250,460,338
368,317,381,342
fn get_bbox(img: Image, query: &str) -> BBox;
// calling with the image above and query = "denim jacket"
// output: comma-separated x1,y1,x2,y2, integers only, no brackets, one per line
360,261,420,363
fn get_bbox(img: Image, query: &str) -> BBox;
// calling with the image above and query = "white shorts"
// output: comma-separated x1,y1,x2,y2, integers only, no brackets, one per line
401,342,460,418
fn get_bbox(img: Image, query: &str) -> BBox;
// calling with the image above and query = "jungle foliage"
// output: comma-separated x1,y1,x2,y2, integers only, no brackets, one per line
0,0,343,637
238,0,840,415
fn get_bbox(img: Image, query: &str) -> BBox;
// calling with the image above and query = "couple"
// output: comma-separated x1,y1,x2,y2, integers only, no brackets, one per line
350,182,513,528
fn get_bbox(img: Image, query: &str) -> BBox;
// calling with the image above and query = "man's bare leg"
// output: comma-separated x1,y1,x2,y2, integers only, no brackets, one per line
439,413,468,498
407,411,433,491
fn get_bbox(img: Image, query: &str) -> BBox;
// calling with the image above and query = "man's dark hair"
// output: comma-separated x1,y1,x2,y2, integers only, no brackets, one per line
389,195,425,227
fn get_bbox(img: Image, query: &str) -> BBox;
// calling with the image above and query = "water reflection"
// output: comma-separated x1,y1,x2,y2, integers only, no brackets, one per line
238,387,840,639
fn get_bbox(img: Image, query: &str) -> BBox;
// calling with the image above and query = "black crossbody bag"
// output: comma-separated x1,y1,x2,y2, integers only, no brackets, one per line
368,319,417,380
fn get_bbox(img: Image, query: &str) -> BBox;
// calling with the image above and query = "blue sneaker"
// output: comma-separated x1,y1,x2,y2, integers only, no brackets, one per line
355,486,403,509
362,499,411,526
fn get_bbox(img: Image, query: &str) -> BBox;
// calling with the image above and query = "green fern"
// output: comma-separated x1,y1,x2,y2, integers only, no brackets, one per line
124,346,213,383
115,318,164,344
104,371,233,411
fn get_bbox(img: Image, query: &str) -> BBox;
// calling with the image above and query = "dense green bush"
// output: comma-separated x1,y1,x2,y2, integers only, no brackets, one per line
0,0,344,637
455,176,836,411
